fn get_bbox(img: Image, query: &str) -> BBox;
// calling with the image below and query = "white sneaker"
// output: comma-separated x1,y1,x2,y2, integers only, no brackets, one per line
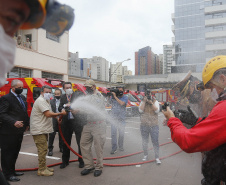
156,158,161,165
142,155,148,161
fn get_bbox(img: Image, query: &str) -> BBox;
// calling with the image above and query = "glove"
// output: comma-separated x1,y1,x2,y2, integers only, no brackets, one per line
174,106,198,126
41,1,75,36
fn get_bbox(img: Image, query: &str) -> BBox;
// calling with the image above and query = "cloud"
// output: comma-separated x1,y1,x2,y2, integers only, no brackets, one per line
60,0,174,74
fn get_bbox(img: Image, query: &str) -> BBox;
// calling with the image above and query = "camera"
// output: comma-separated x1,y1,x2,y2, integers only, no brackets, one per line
145,89,152,100
63,104,71,112
162,102,169,111
107,88,120,97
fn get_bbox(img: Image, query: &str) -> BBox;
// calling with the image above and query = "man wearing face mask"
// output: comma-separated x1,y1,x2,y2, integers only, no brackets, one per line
0,80,29,182
80,79,106,177
162,55,226,185
58,82,84,169
48,88,63,156
30,85,63,176
110,86,128,154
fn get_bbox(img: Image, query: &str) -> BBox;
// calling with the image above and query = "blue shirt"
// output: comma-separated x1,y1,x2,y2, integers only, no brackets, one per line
111,95,128,121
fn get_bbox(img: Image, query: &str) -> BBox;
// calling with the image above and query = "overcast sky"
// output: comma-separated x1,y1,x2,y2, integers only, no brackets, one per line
59,0,174,74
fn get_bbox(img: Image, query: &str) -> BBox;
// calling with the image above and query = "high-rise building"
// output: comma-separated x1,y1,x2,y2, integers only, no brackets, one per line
205,0,226,60
69,53,109,81
173,0,206,72
163,45,174,74
172,0,226,73
110,63,131,83
135,46,155,75
158,54,164,74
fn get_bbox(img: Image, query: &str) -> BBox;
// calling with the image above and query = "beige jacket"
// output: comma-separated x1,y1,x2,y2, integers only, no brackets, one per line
139,100,159,127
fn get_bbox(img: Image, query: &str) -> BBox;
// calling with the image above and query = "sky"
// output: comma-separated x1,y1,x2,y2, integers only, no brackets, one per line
59,0,174,74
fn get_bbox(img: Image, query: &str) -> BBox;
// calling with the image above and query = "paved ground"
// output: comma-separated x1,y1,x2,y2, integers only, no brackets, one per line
3,113,203,185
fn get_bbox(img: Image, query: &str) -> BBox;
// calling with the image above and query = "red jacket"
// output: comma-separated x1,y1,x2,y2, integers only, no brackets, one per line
167,100,226,153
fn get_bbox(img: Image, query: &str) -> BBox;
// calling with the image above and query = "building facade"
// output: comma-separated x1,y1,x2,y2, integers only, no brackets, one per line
205,0,226,60
9,29,69,80
172,0,226,72
135,46,156,75
68,53,109,82
163,45,174,74
173,0,206,72
110,62,132,83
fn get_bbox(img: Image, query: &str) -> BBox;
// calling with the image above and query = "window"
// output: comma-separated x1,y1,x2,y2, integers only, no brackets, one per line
46,32,60,42
22,88,28,99
42,72,63,80
7,67,33,78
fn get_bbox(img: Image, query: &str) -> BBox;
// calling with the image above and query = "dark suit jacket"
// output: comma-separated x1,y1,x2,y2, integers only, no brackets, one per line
58,91,86,125
0,92,29,134
50,98,59,131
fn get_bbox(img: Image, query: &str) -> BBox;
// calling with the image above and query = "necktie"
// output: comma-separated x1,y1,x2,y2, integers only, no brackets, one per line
17,95,26,111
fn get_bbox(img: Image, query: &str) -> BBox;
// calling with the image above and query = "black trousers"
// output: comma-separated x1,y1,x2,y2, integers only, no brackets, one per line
62,119,84,164
0,134,23,178
48,119,63,151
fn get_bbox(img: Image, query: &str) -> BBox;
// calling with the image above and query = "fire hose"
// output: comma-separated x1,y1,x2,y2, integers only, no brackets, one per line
16,115,182,171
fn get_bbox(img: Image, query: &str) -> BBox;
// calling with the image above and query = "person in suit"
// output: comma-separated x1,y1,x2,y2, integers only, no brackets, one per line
0,79,29,182
58,82,85,169
48,88,63,156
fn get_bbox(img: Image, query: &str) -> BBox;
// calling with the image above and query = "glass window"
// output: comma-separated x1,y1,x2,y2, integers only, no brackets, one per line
7,67,33,78
42,72,63,80
22,88,28,99
46,32,60,43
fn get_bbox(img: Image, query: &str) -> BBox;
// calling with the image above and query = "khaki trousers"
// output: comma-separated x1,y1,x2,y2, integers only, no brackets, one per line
33,134,48,171
80,122,106,170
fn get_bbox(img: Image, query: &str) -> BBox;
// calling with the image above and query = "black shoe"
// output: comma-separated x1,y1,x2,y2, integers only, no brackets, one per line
94,170,102,177
7,176,20,182
79,162,84,168
60,148,63,153
48,149,53,156
81,168,95,176
60,162,69,169
14,172,24,176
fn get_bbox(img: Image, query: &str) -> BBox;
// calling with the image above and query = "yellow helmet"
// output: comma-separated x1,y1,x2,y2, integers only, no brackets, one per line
202,55,226,88
20,0,47,30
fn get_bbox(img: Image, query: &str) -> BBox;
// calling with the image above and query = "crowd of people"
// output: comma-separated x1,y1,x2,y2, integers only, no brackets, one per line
0,0,226,185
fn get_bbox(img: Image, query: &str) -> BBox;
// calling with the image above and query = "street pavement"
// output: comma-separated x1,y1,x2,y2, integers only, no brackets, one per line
5,113,203,185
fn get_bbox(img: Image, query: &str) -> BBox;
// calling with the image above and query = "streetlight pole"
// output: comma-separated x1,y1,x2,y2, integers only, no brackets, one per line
109,58,131,87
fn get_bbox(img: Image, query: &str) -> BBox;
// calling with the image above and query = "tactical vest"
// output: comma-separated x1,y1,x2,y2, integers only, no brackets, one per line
140,101,158,127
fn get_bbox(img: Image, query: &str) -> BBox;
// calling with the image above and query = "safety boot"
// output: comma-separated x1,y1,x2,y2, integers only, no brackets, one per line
37,168,54,176
47,167,54,172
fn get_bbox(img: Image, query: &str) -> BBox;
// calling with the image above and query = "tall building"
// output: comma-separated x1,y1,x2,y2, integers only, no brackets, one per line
158,54,164,74
9,29,69,80
172,0,226,72
163,45,174,74
91,56,109,81
110,62,131,83
205,0,226,60
135,46,155,75
69,53,109,81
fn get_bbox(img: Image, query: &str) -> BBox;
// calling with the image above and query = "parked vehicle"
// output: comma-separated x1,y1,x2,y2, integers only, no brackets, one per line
0,78,63,116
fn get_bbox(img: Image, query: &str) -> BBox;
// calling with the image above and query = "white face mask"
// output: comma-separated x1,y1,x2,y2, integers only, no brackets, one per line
44,93,52,101
66,88,73,95
0,24,16,87
210,88,219,102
